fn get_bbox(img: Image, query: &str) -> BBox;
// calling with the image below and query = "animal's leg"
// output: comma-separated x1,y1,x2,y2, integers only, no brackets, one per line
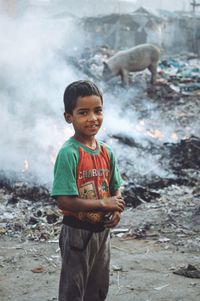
120,69,129,86
148,63,158,84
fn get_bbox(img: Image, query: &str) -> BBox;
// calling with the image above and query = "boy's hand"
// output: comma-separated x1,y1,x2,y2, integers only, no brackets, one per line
101,196,125,212
104,211,121,228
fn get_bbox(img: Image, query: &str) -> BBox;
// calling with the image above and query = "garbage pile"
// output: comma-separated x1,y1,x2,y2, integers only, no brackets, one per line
120,178,200,252
0,178,62,241
1,130,200,252
122,135,200,203
158,56,200,96
165,135,200,172
0,46,200,253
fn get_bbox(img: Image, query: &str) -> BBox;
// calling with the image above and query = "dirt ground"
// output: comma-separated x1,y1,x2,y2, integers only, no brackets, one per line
1,209,200,301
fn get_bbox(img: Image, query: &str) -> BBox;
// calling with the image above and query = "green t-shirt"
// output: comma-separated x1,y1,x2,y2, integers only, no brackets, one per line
51,137,123,222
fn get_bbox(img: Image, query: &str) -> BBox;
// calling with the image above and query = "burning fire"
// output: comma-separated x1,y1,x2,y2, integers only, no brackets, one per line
135,119,182,142
146,129,164,140
137,120,164,140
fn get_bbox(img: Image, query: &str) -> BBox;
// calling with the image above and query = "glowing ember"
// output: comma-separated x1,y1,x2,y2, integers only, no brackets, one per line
171,132,178,141
146,129,164,140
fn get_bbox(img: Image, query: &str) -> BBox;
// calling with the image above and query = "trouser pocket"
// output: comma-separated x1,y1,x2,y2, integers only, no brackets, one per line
69,227,93,251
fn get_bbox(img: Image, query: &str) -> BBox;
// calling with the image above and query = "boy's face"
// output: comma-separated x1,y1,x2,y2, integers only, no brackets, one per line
64,95,103,141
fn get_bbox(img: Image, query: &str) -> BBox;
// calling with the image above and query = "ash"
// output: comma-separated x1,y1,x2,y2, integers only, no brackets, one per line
1,59,200,253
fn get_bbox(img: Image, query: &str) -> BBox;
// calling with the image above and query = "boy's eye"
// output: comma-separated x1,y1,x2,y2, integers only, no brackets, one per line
95,108,103,114
79,111,87,116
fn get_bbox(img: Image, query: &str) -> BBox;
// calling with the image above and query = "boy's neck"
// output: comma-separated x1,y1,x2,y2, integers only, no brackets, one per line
73,135,97,150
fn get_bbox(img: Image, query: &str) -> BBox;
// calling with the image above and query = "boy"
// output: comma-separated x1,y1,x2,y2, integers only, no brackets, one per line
51,80,125,301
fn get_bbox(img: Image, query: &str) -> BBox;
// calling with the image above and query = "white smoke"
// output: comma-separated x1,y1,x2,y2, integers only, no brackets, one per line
0,1,192,185
0,6,84,183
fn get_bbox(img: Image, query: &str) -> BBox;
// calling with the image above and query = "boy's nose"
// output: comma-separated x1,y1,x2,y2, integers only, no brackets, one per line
88,112,97,121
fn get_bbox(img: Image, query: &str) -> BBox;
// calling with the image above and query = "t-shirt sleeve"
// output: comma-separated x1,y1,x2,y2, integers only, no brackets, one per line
107,146,123,193
51,147,79,197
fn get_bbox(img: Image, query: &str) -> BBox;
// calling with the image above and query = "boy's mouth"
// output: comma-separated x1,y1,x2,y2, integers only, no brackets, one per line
87,124,99,129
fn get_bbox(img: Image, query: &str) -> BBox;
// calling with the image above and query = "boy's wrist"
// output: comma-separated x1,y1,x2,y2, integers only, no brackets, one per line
100,199,106,211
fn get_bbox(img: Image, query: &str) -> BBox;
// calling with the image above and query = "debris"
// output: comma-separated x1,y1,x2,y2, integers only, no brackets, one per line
0,178,62,241
123,183,160,207
111,228,129,235
0,45,200,254
163,136,200,173
112,264,123,272
173,264,200,279
120,227,147,240
31,266,45,273
158,237,170,243
154,284,169,290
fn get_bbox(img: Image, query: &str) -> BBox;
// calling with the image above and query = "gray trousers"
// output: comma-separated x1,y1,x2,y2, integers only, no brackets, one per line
59,224,111,301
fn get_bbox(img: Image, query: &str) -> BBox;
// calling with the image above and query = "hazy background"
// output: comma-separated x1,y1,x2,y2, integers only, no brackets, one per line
0,0,194,17
0,0,196,184
126,0,190,12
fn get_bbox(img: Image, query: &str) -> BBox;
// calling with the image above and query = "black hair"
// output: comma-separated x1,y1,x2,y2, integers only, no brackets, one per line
63,80,103,114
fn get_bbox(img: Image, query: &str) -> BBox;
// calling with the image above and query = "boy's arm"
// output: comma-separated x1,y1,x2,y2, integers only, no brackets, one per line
104,188,124,228
56,194,125,213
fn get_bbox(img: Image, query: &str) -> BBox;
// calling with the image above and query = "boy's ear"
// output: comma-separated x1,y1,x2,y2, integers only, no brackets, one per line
64,112,72,124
